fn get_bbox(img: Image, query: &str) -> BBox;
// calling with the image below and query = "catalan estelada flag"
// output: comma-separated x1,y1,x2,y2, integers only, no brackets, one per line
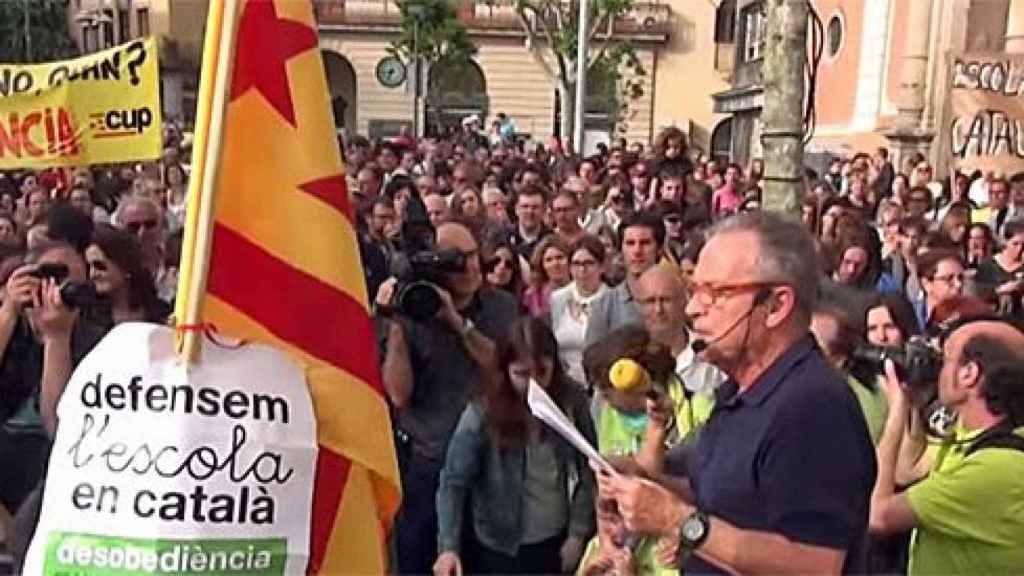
174,0,401,573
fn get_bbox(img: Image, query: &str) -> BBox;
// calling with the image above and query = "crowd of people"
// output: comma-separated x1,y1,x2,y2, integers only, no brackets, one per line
353,117,1024,575
0,112,1022,575
0,126,187,570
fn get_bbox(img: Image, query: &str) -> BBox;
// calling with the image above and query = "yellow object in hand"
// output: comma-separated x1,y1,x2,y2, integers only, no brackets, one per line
609,358,651,392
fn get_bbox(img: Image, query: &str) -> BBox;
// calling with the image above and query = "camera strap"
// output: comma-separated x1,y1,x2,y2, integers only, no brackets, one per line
964,422,1024,457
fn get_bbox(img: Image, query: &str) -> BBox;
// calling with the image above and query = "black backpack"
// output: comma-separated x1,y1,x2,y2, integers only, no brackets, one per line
964,423,1024,457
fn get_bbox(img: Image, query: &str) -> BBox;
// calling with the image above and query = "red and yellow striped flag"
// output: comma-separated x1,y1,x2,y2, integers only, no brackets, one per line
175,0,401,573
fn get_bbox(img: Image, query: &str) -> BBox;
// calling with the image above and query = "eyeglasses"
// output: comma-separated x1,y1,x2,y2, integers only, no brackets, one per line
571,259,598,269
688,280,779,308
930,273,964,285
88,260,108,272
124,218,159,234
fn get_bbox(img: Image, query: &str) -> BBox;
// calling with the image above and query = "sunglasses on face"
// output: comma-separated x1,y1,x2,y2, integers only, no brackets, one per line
124,218,160,234
663,215,682,225
88,260,109,272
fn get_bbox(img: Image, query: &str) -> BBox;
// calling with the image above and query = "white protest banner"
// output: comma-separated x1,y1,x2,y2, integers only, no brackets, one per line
23,322,317,576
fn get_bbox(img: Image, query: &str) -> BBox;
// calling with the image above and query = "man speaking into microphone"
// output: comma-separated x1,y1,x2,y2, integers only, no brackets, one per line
597,211,877,574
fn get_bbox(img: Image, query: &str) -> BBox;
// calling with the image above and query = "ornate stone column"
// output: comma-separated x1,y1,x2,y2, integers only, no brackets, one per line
885,0,935,169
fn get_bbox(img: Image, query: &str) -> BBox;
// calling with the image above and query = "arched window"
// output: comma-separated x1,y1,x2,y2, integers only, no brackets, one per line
426,59,488,137
321,50,358,131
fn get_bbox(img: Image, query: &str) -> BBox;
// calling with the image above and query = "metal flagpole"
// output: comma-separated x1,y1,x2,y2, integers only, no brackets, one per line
574,0,588,155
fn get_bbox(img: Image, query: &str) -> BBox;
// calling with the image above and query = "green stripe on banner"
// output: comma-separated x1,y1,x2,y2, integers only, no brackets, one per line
44,532,287,575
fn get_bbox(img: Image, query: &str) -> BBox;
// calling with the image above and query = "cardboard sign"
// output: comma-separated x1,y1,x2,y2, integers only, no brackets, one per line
948,53,1024,175
23,323,317,575
0,38,162,169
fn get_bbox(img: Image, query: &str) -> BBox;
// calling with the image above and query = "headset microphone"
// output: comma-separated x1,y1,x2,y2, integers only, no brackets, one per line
690,288,771,354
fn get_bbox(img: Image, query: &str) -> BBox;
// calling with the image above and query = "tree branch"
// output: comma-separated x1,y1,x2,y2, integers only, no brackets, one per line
585,5,617,68
515,3,558,80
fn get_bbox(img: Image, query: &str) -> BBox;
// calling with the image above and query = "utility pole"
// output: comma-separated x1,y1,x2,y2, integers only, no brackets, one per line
573,0,589,156
760,0,808,215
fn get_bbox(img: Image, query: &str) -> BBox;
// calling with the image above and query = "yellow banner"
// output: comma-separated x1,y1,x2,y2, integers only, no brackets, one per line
0,38,162,169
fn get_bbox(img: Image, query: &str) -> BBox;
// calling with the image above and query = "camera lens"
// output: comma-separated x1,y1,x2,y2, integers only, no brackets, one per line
396,281,442,321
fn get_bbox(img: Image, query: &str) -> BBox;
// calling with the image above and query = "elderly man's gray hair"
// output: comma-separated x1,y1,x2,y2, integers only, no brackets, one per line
709,211,819,323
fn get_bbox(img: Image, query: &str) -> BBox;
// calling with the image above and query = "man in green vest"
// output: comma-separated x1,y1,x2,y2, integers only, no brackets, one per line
869,318,1024,575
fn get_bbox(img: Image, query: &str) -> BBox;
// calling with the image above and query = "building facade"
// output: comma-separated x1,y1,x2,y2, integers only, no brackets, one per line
68,0,208,125
66,0,732,151
316,0,729,151
714,0,1024,173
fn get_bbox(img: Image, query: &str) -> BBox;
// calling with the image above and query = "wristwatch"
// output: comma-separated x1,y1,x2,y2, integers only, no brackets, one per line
679,510,710,551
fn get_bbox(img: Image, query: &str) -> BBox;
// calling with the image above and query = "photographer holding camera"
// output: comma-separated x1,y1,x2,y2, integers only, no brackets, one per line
0,241,105,515
375,218,519,575
869,317,1024,574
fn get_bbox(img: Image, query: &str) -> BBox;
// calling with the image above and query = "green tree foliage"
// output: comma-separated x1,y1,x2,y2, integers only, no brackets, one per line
0,0,77,64
389,0,477,67
510,0,646,138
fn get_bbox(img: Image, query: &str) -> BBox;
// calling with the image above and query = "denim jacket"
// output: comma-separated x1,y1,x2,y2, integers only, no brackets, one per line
436,386,598,557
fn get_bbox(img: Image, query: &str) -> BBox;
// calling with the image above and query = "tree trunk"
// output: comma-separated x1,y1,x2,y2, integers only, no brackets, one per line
761,0,808,215
559,82,575,151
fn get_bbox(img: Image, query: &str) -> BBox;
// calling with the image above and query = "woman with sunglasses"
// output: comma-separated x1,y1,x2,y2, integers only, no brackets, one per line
86,226,170,326
483,238,525,299
549,235,611,384
434,317,596,576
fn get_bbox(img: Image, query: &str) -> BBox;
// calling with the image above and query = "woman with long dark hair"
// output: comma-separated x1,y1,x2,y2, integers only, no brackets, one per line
482,238,526,299
86,226,170,325
434,317,596,575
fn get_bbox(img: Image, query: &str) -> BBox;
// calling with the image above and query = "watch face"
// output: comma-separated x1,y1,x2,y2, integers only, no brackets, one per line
376,57,406,88
683,515,707,541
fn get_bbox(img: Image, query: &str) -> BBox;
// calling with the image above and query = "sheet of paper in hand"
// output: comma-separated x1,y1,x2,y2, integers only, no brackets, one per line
526,378,617,475
23,322,317,576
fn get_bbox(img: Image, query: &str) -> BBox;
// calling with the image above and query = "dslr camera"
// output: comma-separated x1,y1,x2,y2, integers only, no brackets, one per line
851,336,943,390
27,263,98,309
386,198,467,322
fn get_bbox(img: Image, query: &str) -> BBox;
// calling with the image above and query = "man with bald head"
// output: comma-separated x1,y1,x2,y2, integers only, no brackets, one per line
870,317,1024,573
374,220,519,575
637,266,723,396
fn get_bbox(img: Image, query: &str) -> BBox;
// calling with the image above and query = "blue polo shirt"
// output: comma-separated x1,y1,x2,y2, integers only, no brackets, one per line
683,335,877,574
